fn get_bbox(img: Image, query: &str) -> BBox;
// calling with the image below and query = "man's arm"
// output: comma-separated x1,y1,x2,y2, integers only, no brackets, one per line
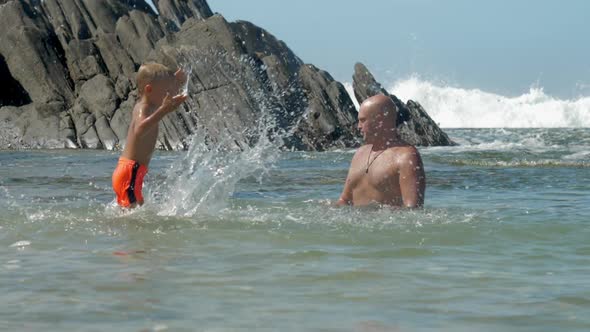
337,152,360,206
136,93,187,137
398,147,426,208
337,173,354,206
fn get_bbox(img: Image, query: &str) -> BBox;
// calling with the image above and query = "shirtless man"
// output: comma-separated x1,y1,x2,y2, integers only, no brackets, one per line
337,94,426,208
112,62,188,208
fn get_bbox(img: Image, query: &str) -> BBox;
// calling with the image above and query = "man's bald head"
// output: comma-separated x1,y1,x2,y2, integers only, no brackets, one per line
359,94,397,127
357,94,398,143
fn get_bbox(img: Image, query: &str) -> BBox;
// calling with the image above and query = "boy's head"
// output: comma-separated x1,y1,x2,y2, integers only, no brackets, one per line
136,62,177,105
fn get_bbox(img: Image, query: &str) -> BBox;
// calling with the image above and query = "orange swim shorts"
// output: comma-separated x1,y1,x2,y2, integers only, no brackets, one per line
112,157,148,207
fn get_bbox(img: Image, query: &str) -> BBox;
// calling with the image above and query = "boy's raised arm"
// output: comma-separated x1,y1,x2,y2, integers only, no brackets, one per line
136,93,187,136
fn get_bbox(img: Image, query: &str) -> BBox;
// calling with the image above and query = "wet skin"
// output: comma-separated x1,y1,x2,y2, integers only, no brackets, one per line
338,95,426,208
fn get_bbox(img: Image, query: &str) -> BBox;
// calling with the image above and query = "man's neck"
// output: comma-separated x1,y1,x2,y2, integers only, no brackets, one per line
369,133,403,151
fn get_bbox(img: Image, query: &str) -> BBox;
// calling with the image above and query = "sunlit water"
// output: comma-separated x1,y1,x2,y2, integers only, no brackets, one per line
1,129,589,331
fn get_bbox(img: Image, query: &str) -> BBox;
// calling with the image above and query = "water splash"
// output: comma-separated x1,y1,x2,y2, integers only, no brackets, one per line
151,113,283,218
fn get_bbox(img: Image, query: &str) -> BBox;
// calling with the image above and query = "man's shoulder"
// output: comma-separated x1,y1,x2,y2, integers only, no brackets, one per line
387,142,416,152
353,145,371,157
393,144,419,153
389,144,421,162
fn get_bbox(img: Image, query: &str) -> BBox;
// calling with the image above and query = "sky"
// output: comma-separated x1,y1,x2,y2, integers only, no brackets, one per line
148,0,590,98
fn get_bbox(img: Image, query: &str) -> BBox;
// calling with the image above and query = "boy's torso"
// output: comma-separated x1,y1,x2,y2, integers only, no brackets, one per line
121,103,158,166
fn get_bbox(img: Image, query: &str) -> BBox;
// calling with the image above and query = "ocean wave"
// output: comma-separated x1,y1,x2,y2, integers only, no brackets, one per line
445,159,590,168
389,77,590,128
342,77,590,128
423,139,558,154
343,82,360,110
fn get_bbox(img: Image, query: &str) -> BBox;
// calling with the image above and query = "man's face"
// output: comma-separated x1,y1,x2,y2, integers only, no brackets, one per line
358,107,378,142
357,109,368,141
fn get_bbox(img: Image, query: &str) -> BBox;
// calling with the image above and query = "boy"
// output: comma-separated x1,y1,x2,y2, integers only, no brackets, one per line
112,62,188,208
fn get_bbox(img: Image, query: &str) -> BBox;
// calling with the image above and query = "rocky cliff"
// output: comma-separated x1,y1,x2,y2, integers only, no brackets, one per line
0,0,451,151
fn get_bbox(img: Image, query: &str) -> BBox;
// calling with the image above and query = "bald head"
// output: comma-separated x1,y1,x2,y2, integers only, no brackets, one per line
359,94,397,127
357,94,398,144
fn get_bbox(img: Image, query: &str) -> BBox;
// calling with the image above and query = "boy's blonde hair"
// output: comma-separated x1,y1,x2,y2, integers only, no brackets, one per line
136,62,174,95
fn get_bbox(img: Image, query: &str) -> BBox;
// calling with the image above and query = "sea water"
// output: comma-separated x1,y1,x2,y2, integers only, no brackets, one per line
1,127,589,331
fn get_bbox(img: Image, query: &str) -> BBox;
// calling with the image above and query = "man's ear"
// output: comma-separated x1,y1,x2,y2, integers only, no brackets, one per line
144,84,153,95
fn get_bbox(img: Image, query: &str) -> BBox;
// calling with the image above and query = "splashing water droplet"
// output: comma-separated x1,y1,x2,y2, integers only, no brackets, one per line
10,241,31,248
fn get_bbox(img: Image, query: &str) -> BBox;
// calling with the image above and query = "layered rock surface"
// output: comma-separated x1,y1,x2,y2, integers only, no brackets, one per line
0,0,451,151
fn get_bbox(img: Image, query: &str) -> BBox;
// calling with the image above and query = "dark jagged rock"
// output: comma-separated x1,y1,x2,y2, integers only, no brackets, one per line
115,10,166,64
153,0,213,30
0,0,448,151
0,54,32,107
293,64,358,150
229,20,358,150
0,0,74,107
0,0,359,151
353,63,455,146
230,20,302,74
145,15,271,150
0,0,156,149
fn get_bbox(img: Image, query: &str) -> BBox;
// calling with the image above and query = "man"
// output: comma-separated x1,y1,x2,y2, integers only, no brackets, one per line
337,94,425,208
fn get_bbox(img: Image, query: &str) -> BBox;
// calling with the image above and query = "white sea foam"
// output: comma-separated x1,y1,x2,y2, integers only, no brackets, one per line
344,82,359,110
10,241,30,248
563,150,590,160
389,77,590,128
343,77,590,128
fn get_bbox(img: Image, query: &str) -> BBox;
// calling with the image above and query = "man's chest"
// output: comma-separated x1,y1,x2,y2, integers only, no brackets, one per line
349,161,400,190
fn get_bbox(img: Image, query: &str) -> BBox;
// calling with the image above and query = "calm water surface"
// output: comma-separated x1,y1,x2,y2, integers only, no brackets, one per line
0,129,589,331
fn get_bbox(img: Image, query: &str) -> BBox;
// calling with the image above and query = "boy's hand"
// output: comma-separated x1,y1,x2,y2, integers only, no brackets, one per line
175,68,189,86
160,93,188,113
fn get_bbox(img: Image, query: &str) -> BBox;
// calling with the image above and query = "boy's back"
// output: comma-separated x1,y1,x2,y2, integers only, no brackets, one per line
122,102,160,166
112,63,187,208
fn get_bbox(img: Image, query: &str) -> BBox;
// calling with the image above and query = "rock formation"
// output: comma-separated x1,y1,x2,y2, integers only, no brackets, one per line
0,0,452,151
